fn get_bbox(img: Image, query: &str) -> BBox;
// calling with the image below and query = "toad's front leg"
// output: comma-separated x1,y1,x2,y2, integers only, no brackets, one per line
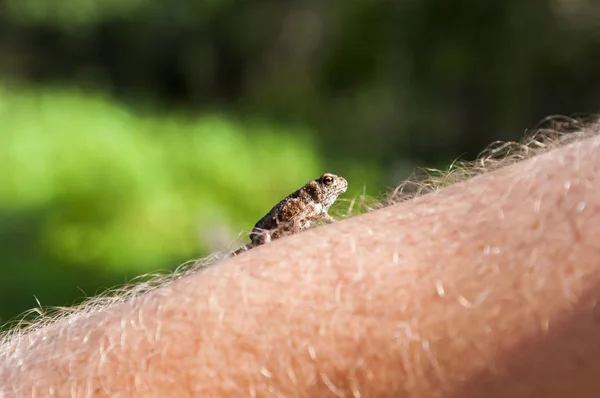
322,214,337,224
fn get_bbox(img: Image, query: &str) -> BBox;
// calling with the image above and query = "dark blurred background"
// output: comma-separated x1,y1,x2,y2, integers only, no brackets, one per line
1,0,599,325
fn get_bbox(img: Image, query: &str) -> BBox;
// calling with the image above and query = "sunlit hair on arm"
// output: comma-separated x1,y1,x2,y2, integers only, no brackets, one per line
334,114,599,216
385,114,600,204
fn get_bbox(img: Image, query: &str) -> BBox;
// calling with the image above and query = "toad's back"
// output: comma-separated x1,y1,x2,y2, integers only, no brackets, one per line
248,173,348,246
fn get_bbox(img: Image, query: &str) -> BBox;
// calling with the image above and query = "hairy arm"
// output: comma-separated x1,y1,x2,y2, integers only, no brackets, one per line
1,131,600,397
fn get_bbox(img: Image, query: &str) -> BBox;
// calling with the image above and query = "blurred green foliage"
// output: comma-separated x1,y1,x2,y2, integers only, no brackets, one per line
0,84,361,323
1,0,599,324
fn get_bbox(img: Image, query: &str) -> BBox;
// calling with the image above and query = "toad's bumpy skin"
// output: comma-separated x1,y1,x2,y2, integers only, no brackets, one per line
232,173,348,255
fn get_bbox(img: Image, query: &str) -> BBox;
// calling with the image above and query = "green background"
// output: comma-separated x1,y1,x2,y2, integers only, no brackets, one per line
1,0,599,325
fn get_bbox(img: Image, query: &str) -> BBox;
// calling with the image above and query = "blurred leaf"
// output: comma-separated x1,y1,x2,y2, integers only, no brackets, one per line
0,85,324,274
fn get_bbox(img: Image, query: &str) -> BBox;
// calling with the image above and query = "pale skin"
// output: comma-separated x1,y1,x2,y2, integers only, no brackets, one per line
1,130,600,397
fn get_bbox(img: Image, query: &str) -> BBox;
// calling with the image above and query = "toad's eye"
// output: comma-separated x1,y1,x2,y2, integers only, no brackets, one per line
322,175,334,185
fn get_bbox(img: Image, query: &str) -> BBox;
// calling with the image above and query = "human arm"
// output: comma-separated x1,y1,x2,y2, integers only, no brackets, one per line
1,129,600,397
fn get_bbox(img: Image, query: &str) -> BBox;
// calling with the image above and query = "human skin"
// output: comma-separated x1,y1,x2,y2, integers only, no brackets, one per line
1,132,600,397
